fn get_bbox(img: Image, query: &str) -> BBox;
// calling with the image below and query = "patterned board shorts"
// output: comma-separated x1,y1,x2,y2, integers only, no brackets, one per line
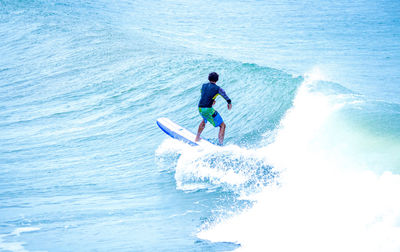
198,107,223,127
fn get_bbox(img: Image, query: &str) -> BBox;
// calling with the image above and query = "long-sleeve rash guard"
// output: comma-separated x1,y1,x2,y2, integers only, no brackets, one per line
198,82,231,108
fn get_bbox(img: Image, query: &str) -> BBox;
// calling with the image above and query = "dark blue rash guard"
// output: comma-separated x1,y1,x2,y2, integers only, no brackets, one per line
198,82,231,108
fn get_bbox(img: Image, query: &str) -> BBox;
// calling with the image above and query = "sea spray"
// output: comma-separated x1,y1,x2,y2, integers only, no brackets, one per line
156,139,277,194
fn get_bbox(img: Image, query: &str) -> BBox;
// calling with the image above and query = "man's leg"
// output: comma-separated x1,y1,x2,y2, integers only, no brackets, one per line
218,122,226,145
195,120,206,142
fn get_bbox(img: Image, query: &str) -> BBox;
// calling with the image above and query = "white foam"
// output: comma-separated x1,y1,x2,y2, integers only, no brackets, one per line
156,138,273,193
0,227,40,252
0,237,27,252
198,75,400,251
11,227,40,237
199,169,400,251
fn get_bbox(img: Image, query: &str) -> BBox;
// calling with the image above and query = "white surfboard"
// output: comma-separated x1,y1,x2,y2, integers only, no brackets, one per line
156,117,216,147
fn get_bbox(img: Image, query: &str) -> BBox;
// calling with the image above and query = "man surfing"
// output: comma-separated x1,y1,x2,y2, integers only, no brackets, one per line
195,72,232,146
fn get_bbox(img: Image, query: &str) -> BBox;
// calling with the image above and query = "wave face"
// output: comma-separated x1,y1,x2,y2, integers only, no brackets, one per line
156,62,304,195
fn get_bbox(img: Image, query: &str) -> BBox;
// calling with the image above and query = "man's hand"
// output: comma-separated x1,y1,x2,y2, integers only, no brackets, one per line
227,103,232,110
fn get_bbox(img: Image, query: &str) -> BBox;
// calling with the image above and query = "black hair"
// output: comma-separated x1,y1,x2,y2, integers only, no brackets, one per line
208,72,219,82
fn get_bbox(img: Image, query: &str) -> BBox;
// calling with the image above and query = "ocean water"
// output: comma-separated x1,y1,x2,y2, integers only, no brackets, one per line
1,0,399,251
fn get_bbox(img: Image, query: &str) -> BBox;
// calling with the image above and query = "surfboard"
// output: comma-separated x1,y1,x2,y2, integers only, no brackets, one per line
156,117,216,147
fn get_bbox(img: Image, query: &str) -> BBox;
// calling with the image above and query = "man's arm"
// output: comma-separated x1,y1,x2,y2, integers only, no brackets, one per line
218,87,231,104
218,87,232,110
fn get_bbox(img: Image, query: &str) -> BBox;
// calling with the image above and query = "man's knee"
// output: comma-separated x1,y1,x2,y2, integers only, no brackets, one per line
220,122,226,129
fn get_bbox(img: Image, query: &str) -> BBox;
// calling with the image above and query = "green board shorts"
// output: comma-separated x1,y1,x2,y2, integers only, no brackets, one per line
198,107,223,127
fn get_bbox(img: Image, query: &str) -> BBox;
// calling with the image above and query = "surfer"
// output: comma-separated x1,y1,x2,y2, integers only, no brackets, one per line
195,72,232,145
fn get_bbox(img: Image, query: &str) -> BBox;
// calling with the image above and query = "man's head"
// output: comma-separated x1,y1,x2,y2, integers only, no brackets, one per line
208,72,219,83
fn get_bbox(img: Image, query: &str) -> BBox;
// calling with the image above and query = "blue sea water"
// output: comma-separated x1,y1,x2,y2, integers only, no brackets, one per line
1,0,399,251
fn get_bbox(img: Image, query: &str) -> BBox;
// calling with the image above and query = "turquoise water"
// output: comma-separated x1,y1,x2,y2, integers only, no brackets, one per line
1,0,399,251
